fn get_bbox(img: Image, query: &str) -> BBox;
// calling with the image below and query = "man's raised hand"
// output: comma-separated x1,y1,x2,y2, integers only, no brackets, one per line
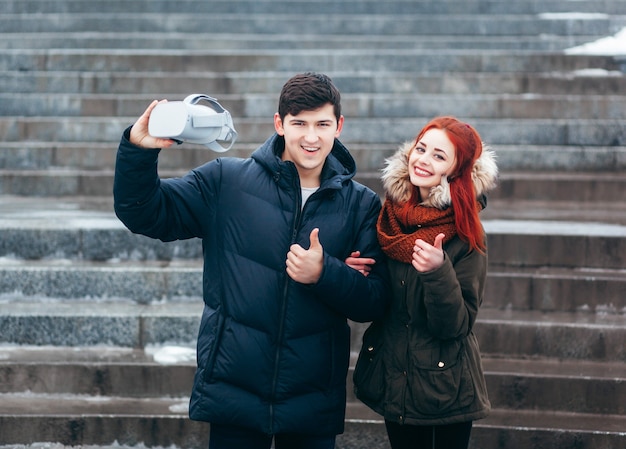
129,100,176,149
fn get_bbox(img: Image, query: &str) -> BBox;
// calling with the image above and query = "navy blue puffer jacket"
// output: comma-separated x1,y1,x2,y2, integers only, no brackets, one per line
114,130,389,436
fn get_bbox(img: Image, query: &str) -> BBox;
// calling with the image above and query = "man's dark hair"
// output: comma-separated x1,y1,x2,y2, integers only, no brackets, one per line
278,72,342,122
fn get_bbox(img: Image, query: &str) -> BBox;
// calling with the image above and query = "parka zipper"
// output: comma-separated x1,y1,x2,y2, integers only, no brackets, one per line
268,169,304,434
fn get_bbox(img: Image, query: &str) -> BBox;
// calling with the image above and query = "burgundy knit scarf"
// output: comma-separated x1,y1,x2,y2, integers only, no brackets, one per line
377,195,457,263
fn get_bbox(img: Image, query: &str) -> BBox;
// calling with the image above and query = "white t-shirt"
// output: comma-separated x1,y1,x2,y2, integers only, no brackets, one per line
301,186,319,209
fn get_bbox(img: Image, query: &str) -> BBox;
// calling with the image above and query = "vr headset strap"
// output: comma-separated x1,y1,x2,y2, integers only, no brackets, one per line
184,94,238,152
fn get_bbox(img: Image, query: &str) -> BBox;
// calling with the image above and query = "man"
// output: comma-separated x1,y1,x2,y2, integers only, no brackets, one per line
113,72,389,449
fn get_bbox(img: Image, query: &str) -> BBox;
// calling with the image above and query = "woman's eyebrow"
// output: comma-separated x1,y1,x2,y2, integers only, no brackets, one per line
418,140,448,154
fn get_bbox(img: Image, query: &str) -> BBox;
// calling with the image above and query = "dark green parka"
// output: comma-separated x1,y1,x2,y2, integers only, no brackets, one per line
354,141,498,425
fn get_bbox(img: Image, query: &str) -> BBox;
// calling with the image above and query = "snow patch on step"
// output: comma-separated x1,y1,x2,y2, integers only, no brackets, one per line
145,344,195,365
565,27,626,56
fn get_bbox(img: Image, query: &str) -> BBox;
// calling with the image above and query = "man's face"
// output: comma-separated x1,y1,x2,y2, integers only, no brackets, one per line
274,104,344,188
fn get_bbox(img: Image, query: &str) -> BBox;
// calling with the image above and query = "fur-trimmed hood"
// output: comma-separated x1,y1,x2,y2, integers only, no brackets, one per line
380,141,498,209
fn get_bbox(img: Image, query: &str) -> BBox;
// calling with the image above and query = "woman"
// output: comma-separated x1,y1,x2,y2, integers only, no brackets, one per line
351,116,498,449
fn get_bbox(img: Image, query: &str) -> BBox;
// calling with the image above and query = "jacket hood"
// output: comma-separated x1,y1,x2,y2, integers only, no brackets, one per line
251,133,356,190
380,141,498,208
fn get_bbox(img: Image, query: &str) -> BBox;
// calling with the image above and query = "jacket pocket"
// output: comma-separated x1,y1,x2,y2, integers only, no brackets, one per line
198,306,225,383
353,321,386,406
410,339,474,416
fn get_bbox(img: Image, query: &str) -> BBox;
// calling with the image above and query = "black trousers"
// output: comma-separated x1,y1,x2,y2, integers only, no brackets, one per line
209,423,336,449
385,420,473,449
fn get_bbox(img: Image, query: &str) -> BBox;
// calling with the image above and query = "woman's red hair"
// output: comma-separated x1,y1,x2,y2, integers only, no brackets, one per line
415,116,485,253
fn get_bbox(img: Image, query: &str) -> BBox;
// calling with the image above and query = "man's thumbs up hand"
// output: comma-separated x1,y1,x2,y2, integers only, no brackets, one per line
286,228,324,284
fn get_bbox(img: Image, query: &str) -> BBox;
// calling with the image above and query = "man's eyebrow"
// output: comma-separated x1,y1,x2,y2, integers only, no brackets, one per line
288,118,334,124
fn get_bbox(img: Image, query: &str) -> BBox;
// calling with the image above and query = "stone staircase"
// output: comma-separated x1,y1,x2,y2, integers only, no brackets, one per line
1,1,626,448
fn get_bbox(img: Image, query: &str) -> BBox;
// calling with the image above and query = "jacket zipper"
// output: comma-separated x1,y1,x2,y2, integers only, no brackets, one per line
269,171,303,434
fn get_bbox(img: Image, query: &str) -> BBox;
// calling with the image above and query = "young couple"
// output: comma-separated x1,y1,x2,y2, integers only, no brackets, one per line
114,72,497,449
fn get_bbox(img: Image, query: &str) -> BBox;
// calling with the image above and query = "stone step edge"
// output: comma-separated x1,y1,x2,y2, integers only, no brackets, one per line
0,32,603,48
0,394,624,436
3,0,626,11
2,263,624,314
4,165,626,176
1,68,623,78
4,92,626,100
2,70,625,96
2,141,626,152
2,212,624,238
479,408,626,434
2,169,626,182
1,117,624,147
1,301,625,332
1,258,625,277
2,345,624,380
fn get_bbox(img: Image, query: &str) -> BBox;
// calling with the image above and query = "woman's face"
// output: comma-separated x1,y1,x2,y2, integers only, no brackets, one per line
408,128,457,200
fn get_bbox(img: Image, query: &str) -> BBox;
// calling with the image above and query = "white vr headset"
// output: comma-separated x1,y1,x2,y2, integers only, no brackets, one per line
148,94,238,152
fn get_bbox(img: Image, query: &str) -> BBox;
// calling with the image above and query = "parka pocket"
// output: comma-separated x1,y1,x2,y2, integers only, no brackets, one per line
353,321,386,405
198,306,225,383
410,339,474,416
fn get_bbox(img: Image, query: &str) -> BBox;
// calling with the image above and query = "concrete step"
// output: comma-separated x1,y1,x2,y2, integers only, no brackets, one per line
472,408,626,449
0,396,211,448
0,260,203,304
2,345,624,421
485,266,626,313
483,198,626,228
1,13,622,36
5,0,626,15
2,70,625,96
346,356,626,415
2,143,626,175
0,407,624,449
1,117,624,147
4,168,626,200
487,147,626,172
3,92,626,120
0,345,196,397
0,196,203,261
480,357,626,415
349,308,626,362
360,170,626,202
493,171,626,202
3,346,625,415
1,196,625,268
484,219,626,270
0,400,385,449
1,260,624,313
474,308,626,361
0,32,602,52
0,300,202,347
1,50,620,75
1,343,625,448
1,301,624,362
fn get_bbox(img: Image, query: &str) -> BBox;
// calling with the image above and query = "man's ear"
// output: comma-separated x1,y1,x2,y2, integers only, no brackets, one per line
335,115,345,137
274,112,285,135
